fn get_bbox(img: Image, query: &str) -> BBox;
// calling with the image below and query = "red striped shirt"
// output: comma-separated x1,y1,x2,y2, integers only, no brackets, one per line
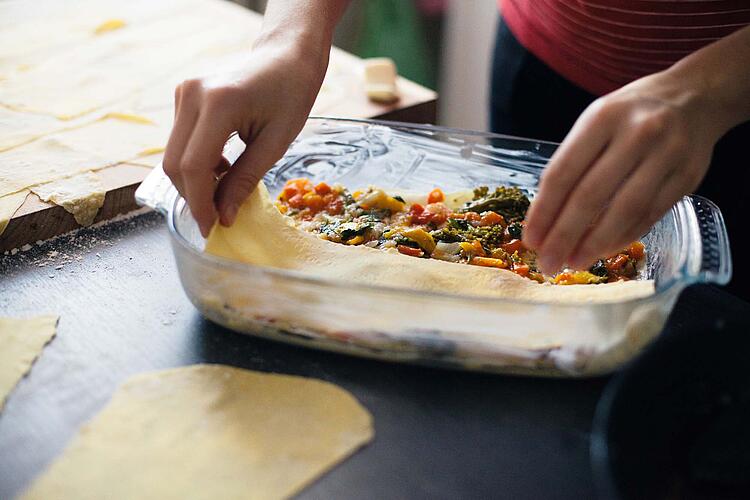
500,0,750,95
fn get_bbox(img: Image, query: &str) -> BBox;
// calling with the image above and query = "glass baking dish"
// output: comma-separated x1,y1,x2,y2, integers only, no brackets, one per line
136,118,731,377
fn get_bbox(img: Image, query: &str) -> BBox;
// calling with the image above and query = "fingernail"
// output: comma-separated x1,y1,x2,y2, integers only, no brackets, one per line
221,203,239,227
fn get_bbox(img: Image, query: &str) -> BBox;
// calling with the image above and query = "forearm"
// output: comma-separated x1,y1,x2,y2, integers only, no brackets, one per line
667,25,750,135
255,0,349,71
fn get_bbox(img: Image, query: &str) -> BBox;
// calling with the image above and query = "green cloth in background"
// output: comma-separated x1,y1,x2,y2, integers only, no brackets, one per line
356,0,434,89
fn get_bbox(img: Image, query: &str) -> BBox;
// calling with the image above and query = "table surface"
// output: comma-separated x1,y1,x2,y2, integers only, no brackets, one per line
1,211,747,499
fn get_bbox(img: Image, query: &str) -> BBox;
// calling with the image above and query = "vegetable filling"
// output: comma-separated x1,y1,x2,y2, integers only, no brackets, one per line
275,178,645,285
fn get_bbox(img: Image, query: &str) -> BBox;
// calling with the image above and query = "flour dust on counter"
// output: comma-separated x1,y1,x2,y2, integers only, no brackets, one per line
0,315,58,412
22,364,374,500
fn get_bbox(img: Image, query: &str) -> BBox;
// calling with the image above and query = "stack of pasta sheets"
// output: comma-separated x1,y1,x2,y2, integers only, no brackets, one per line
0,0,266,232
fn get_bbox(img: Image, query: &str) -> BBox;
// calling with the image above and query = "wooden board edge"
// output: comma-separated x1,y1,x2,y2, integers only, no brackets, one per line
1,164,150,252
2,96,437,251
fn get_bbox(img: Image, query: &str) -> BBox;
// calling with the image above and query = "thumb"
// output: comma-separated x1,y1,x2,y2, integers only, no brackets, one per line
215,131,285,226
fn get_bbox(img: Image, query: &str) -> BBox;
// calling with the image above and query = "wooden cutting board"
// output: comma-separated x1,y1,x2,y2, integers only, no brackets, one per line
0,5,436,252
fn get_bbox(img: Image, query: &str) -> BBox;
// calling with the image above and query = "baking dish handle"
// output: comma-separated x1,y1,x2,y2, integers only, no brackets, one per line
135,134,246,215
134,164,177,216
689,195,732,286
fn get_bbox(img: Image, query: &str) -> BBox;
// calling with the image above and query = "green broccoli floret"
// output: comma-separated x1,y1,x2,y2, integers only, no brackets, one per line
462,186,530,222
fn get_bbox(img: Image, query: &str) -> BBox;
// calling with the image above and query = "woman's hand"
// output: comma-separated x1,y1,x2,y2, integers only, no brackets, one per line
522,70,730,274
163,40,327,236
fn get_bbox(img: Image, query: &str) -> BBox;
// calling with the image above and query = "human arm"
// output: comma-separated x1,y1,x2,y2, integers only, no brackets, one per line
163,0,350,236
522,25,750,274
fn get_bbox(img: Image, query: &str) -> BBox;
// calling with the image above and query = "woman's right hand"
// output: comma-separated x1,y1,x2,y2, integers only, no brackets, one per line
163,40,328,237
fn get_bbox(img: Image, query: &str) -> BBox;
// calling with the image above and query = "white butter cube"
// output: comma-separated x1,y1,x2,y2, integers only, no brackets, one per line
364,57,399,104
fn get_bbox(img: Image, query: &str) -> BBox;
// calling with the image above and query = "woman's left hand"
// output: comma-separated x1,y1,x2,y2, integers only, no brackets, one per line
522,70,729,274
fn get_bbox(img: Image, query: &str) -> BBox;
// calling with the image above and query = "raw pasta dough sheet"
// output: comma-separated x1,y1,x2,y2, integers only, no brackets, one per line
23,364,373,500
0,315,58,411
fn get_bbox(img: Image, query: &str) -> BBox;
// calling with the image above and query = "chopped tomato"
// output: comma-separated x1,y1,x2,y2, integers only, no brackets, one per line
286,178,313,191
626,241,645,260
427,188,445,204
287,193,305,209
424,203,450,225
326,198,344,215
479,211,505,227
302,192,325,212
463,212,481,224
512,263,530,277
410,202,449,225
397,245,424,257
409,203,428,225
501,239,524,254
605,254,629,272
470,256,508,269
280,185,299,201
314,182,332,195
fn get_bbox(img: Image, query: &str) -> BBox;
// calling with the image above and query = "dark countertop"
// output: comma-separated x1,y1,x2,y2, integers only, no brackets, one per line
0,211,747,499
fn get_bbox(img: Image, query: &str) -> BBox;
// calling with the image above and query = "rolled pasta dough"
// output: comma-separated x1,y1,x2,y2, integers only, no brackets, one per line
23,364,374,500
0,315,58,411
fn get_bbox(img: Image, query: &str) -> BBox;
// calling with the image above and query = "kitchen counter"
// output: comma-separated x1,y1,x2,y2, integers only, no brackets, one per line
1,211,747,499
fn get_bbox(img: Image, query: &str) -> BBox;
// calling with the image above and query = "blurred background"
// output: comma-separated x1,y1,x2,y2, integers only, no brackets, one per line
234,0,499,131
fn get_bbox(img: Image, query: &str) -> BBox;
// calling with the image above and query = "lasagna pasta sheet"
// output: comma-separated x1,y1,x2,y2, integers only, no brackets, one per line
205,182,654,304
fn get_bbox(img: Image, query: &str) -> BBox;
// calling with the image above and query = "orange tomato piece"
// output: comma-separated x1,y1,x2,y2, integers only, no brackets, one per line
409,203,430,225
326,198,344,215
302,192,325,212
627,241,645,260
314,182,332,195
424,203,450,225
605,254,629,272
287,194,305,209
512,263,530,277
397,245,424,257
280,185,298,201
427,188,445,204
464,212,481,223
479,211,505,227
470,256,508,268
501,239,525,254
287,177,312,189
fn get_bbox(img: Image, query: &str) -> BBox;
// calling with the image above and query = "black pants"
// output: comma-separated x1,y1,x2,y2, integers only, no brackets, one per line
490,19,750,301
